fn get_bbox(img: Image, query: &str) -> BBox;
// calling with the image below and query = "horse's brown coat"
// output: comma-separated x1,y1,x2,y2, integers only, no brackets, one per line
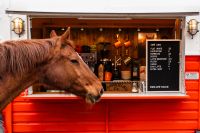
0,28,103,111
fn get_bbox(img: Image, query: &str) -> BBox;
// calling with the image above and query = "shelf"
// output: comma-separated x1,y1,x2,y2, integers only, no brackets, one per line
102,93,189,99
102,80,141,83
22,93,189,100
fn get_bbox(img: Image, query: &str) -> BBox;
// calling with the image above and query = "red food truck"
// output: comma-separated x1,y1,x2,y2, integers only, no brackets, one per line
1,0,200,132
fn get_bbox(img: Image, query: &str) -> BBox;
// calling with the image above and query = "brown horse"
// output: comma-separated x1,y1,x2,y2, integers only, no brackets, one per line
0,27,103,111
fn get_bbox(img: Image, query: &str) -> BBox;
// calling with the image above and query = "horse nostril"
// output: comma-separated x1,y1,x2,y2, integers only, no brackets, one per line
100,88,104,95
95,94,101,102
88,93,101,103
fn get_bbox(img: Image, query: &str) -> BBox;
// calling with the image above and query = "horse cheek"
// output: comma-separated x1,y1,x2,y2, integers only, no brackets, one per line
44,64,69,89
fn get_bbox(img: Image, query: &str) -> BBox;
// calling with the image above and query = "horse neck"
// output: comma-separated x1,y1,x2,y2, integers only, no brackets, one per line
0,65,40,112
0,39,55,111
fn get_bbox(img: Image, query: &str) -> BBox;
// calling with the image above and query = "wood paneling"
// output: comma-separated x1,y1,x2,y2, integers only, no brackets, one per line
14,122,105,132
109,131,195,133
186,81,199,91
185,61,200,71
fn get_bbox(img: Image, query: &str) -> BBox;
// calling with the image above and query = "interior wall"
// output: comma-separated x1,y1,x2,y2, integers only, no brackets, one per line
31,18,176,63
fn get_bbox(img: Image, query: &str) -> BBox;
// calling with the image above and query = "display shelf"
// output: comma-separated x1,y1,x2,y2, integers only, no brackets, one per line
22,92,189,100
24,79,188,100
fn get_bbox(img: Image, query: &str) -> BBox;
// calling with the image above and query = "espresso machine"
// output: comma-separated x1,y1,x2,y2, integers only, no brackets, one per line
79,53,97,72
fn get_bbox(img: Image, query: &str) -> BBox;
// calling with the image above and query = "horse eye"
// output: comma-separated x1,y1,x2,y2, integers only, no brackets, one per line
61,44,67,49
70,59,79,65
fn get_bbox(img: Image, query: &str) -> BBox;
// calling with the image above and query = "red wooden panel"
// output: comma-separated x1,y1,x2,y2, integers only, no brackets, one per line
187,91,198,100
109,121,198,130
109,131,195,133
185,56,200,61
185,81,199,91
15,132,105,133
109,101,199,111
12,101,105,112
13,112,105,122
109,111,198,121
185,61,200,71
15,131,105,133
3,103,12,133
13,122,105,132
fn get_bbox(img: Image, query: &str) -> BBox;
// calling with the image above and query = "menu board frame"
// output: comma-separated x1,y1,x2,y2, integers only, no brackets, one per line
146,39,185,93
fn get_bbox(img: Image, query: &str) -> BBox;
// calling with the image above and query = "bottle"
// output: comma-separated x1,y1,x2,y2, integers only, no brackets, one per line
105,71,112,81
121,44,132,80
113,66,121,80
132,82,138,93
98,61,104,81
113,56,121,80
104,59,112,81
131,59,140,80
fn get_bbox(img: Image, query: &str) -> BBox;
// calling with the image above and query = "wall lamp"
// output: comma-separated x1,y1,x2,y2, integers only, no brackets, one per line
11,17,25,37
188,19,199,39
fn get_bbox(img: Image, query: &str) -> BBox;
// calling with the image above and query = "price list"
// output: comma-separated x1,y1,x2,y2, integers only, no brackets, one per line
147,40,180,91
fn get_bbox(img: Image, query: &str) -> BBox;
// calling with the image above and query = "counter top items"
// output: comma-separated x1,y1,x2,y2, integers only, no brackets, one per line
103,80,144,93
121,71,131,80
81,45,91,53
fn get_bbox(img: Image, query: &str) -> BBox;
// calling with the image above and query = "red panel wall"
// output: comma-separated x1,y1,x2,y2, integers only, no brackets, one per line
3,56,200,133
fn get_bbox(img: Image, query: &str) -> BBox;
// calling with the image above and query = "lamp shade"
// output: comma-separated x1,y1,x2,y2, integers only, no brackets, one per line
188,19,199,39
11,17,24,37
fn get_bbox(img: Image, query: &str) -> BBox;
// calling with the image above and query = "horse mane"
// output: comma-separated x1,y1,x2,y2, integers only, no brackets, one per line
0,39,56,77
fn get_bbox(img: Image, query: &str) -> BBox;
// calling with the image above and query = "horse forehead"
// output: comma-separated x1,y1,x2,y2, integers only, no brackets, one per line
64,48,83,61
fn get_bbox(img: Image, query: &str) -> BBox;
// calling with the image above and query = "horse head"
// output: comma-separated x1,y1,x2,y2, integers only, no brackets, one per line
40,27,104,104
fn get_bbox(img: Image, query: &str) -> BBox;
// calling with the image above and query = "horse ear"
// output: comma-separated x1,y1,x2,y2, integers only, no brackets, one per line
50,30,57,38
61,27,70,40
60,27,75,49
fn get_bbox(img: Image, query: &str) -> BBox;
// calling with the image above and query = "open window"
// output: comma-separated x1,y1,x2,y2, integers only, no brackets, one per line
28,17,185,97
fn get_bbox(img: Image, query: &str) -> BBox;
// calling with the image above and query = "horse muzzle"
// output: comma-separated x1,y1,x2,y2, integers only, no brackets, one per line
86,88,104,104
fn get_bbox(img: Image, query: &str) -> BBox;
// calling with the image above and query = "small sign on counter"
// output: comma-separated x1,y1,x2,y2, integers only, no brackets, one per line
185,72,199,80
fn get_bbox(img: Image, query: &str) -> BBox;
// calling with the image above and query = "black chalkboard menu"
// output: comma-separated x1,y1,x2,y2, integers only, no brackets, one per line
147,40,180,91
